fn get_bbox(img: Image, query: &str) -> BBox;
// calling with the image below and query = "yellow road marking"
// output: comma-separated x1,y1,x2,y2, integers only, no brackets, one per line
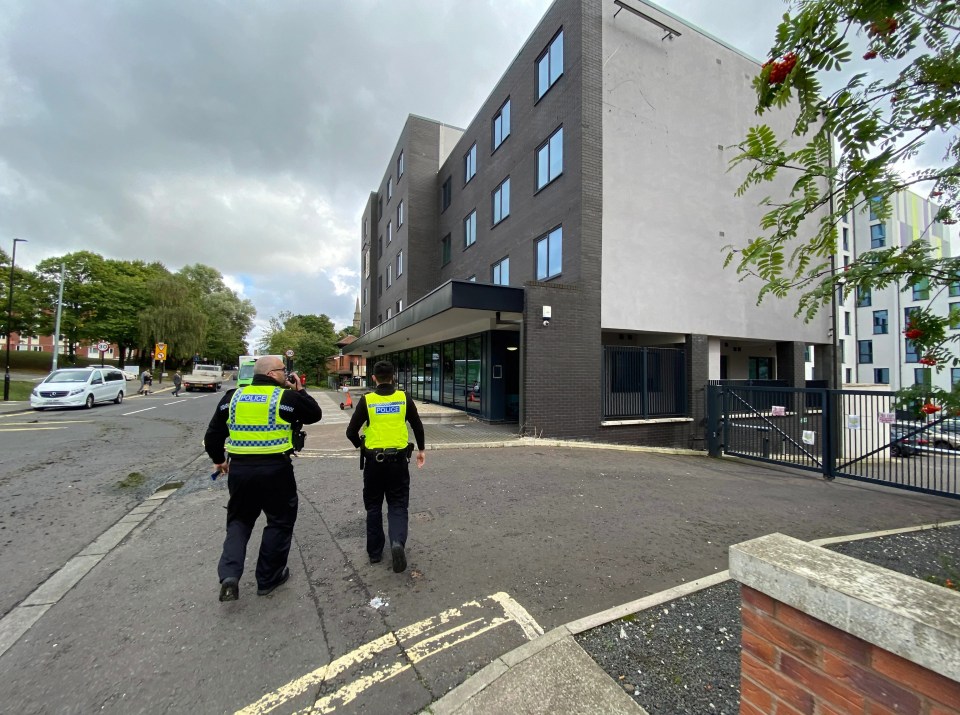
236,592,541,715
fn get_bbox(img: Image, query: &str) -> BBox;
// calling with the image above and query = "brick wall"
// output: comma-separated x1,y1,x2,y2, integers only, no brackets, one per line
731,532,960,715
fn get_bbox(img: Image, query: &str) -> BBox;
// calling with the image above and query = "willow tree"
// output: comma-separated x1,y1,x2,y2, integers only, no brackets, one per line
729,0,959,413
139,274,208,364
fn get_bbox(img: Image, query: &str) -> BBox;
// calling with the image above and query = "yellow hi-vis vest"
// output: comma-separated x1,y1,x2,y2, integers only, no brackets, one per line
226,385,293,455
363,390,408,449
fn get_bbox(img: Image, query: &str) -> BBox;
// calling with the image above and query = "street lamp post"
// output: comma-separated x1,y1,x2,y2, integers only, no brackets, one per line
3,238,28,401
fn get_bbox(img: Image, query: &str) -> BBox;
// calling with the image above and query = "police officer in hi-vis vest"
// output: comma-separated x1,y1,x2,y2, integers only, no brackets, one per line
205,355,321,602
346,360,426,573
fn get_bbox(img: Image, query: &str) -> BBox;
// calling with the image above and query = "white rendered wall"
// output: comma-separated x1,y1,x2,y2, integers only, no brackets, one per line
599,0,830,346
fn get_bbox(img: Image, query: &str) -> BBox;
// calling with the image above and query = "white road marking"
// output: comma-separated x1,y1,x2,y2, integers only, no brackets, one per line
237,592,542,715
122,406,158,415
0,426,68,432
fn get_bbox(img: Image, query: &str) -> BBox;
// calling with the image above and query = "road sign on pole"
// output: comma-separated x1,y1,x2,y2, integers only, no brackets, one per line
155,342,167,362
97,341,109,352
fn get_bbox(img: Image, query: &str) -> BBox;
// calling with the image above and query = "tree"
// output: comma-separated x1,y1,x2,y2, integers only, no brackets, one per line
139,275,208,364
33,252,109,361
258,312,338,381
729,0,959,414
177,264,255,364
0,248,42,340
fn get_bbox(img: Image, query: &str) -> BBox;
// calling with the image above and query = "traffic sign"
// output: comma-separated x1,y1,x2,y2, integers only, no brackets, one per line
285,349,295,357
155,350,166,361
97,341,109,352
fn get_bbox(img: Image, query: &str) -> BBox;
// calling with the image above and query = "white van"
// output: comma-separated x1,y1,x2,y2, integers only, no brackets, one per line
30,367,128,410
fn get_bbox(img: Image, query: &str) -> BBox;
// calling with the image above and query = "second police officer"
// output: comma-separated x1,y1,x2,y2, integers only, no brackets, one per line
346,360,426,573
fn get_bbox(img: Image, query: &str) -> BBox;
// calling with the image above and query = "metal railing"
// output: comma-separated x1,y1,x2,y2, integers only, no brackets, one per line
602,346,686,419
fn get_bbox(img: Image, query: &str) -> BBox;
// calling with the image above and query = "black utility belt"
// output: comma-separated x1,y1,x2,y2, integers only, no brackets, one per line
366,444,414,462
228,451,293,461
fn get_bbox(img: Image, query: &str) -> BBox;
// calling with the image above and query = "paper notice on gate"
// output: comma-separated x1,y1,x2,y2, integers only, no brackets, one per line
878,412,895,424
846,414,861,430
802,430,816,445
771,405,786,416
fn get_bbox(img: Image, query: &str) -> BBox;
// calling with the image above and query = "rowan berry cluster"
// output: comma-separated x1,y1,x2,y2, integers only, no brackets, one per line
763,52,797,85
921,402,941,414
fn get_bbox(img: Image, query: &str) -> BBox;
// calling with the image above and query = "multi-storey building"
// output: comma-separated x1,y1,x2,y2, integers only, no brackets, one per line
349,0,833,446
835,191,956,392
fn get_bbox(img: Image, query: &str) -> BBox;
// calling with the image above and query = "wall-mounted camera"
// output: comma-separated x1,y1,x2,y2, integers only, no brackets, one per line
542,305,551,327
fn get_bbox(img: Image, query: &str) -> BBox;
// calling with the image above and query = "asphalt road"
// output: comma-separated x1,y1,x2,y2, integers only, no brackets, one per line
1,388,959,714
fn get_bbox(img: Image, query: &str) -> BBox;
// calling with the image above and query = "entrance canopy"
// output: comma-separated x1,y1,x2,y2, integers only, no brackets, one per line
346,280,525,356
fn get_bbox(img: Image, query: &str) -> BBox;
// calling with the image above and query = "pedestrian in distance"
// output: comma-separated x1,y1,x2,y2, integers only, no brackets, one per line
172,370,182,397
346,360,426,573
206,356,322,602
140,369,152,396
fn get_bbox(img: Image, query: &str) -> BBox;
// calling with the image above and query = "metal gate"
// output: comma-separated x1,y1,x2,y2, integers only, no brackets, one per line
706,384,960,500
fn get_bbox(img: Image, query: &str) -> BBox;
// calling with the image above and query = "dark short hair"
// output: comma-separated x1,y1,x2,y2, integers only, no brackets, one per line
373,360,395,380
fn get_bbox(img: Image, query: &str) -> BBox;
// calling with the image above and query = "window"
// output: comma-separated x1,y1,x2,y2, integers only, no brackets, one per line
905,338,919,362
464,143,477,184
378,275,382,297
868,196,883,221
397,151,404,178
842,227,849,251
537,127,563,190
397,200,404,228
492,177,510,225
377,193,382,216
952,368,960,388
362,287,367,306
874,368,889,384
363,249,370,279
387,264,393,288
915,368,932,387
396,250,403,277
858,340,873,364
386,307,393,320
397,299,403,313
493,99,510,150
441,234,451,266
857,287,871,307
536,29,563,99
870,223,885,248
845,368,852,383
468,275,477,282
464,210,477,248
387,221,392,244
950,281,960,297
844,312,851,336
378,236,383,258
951,302,960,330
441,177,452,212
492,257,509,286
536,226,562,280
912,278,929,301
905,306,919,325
873,310,888,334
387,176,393,202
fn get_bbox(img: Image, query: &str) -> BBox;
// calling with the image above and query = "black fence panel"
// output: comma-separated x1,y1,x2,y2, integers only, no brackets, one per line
708,384,959,500
603,346,686,419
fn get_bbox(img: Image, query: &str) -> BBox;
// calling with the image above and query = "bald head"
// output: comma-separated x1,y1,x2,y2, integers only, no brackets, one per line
254,356,285,376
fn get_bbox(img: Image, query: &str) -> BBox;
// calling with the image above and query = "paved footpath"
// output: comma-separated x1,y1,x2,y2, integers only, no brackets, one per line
1,390,958,713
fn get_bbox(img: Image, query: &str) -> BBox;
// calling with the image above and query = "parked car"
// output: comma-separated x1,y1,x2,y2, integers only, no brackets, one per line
120,369,139,381
925,418,960,450
889,423,930,458
30,367,127,410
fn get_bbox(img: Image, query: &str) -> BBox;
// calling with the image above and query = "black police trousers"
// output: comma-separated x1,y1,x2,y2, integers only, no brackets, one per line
217,455,297,589
362,458,410,558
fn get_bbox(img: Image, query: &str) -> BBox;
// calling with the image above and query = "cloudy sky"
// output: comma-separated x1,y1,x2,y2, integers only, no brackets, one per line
0,0,918,348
